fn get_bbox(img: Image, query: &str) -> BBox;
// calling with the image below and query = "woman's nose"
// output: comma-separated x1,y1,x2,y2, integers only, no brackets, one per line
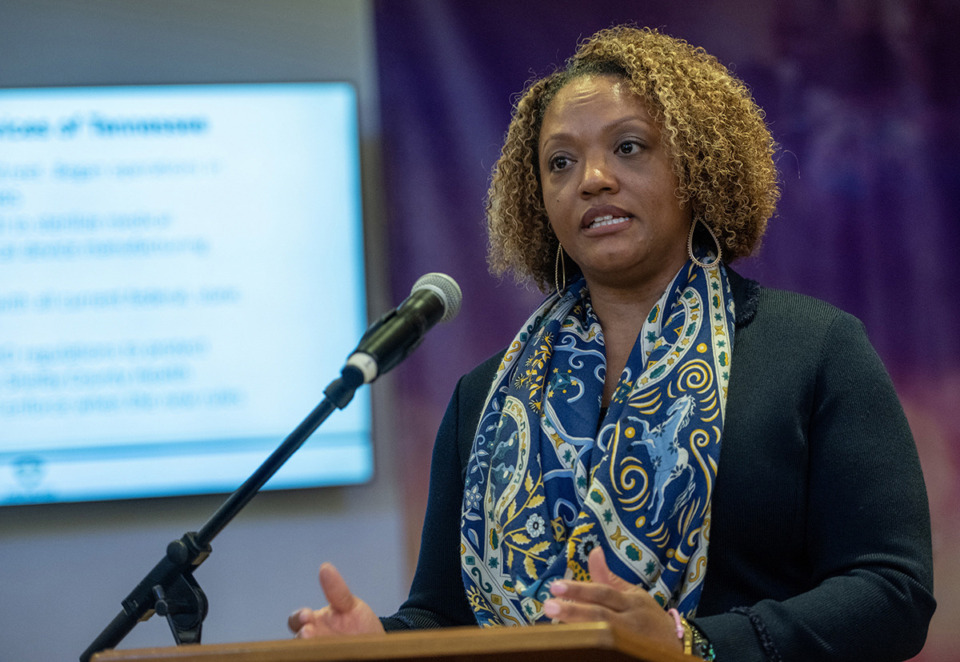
579,153,618,196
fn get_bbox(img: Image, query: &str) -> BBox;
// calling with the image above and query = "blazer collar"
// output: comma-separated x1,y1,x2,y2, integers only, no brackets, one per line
727,267,760,328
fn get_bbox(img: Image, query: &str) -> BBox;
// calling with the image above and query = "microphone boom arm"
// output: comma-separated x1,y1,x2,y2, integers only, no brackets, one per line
79,370,363,662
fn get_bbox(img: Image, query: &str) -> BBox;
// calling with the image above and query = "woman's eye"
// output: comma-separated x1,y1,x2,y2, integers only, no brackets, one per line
617,140,643,155
549,155,570,172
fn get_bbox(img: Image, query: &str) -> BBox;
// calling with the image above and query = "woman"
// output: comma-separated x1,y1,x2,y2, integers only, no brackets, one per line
290,26,935,661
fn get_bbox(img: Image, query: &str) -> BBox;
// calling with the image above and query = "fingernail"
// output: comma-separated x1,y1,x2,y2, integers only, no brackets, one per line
550,581,567,596
543,600,561,618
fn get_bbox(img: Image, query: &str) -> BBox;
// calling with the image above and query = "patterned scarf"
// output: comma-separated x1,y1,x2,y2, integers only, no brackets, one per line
460,258,735,625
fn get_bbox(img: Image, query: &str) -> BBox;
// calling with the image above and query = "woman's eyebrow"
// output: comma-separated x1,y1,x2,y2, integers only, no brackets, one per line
540,116,657,149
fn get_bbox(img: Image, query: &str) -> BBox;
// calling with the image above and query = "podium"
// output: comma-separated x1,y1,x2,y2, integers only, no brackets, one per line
90,622,690,662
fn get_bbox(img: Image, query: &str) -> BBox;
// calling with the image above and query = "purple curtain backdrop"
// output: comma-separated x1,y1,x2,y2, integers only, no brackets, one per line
372,2,960,659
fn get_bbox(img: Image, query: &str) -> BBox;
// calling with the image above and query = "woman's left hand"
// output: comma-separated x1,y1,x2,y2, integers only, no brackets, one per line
542,546,683,652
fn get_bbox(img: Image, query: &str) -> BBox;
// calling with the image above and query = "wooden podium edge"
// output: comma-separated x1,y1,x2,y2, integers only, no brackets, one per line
91,622,689,662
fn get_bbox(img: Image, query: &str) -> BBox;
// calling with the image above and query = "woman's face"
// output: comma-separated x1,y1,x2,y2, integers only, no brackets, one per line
538,74,691,292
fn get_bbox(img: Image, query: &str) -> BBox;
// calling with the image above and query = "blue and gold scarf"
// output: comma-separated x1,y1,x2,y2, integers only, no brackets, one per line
460,258,734,625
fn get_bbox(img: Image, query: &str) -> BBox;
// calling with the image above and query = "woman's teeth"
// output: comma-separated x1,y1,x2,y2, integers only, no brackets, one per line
589,214,629,228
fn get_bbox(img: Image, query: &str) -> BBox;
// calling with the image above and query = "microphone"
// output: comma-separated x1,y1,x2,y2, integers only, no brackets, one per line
344,272,461,385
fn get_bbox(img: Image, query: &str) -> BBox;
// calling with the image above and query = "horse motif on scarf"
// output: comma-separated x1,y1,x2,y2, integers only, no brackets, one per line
627,393,697,525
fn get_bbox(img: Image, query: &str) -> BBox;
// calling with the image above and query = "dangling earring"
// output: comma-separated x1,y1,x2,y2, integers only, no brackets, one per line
687,218,722,268
555,243,567,297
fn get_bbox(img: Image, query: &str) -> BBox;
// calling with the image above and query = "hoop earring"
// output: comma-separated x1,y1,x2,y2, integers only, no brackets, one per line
687,218,722,268
555,243,567,298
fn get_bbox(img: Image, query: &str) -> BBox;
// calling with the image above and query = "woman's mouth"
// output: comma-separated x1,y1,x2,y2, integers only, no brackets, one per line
587,214,631,229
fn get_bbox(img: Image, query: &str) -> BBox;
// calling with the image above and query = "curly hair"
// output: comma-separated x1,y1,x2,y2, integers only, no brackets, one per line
486,25,780,291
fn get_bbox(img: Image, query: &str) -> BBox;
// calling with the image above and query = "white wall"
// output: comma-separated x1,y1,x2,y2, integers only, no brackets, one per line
0,2,408,660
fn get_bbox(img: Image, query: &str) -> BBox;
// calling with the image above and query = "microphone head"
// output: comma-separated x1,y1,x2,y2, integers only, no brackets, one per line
411,272,462,323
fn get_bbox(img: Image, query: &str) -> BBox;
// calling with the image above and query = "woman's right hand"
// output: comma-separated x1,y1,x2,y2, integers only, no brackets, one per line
288,562,386,638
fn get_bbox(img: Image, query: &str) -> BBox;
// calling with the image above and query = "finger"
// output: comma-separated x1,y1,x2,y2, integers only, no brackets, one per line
587,547,632,591
550,577,634,612
318,563,357,614
294,608,338,638
543,596,614,624
549,548,646,612
296,621,317,639
287,607,310,633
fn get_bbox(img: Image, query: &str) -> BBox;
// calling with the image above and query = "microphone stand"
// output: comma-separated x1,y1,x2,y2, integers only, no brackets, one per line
79,368,364,662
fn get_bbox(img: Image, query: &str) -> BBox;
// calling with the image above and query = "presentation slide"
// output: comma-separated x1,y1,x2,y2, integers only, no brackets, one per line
0,83,371,505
